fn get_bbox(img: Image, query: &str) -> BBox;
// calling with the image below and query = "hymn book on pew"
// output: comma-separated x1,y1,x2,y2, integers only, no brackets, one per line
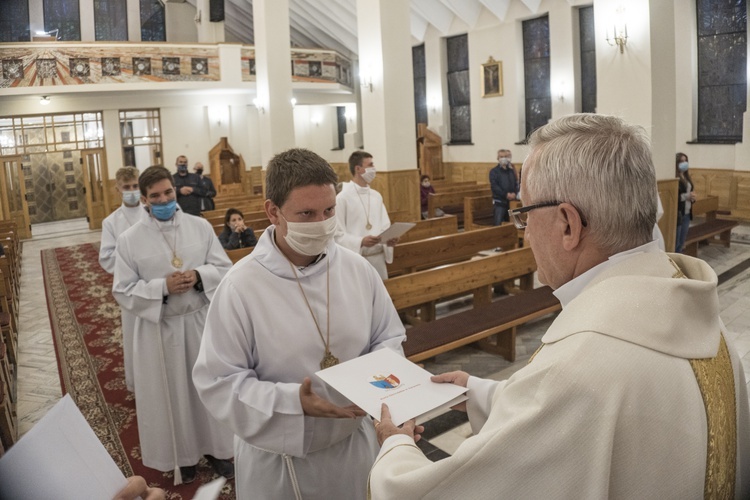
315,347,468,426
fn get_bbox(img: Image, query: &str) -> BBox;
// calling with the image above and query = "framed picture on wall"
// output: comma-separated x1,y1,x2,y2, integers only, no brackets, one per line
481,57,503,97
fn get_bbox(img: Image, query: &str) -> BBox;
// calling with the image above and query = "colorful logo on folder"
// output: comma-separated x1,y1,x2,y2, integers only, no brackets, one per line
368,373,401,389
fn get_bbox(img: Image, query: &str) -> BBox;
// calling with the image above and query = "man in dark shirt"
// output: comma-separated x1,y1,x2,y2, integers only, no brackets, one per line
193,162,216,212
172,155,207,216
489,149,519,225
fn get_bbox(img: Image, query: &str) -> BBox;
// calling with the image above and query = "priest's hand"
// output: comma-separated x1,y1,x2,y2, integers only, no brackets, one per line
166,271,194,294
300,377,367,419
361,235,381,248
373,403,424,446
385,237,399,247
431,371,469,412
113,476,165,500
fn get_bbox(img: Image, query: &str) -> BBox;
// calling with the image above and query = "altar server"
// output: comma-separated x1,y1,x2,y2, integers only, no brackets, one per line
193,148,405,499
113,166,234,485
369,114,750,499
99,166,147,392
334,151,398,279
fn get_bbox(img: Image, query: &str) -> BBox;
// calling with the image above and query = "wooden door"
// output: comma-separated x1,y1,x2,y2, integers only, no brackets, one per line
81,148,110,230
0,156,31,239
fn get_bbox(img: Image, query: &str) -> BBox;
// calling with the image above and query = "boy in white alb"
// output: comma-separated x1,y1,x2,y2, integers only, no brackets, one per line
99,166,147,392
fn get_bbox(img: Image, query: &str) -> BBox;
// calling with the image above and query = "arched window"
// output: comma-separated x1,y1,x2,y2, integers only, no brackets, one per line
446,34,472,144
140,0,166,42
696,0,747,142
0,0,30,42
523,15,551,138
95,0,128,41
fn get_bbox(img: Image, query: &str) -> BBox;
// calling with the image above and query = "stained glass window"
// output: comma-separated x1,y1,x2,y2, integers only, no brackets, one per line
446,34,471,144
44,0,81,41
140,0,166,42
579,6,597,114
413,44,428,127
523,16,551,139
336,106,346,150
696,0,747,142
95,0,128,41
0,0,30,42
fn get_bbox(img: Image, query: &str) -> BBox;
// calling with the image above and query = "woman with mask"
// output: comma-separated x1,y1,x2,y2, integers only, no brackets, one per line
675,152,697,253
193,148,406,500
219,208,258,249
419,175,444,219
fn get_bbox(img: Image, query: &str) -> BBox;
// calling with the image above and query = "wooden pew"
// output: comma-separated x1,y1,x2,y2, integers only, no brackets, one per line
398,215,458,244
212,195,265,212
431,180,478,191
386,245,537,323
202,202,266,221
387,224,518,277
463,195,495,231
427,187,492,220
226,246,255,264
204,210,267,229
684,196,738,257
386,247,560,361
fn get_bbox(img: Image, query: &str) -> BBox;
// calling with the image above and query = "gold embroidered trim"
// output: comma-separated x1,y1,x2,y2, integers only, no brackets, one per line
528,344,544,364
671,256,737,497
688,335,737,499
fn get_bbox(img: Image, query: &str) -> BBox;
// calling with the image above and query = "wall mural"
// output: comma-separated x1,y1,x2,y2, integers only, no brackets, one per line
241,47,352,87
0,44,220,88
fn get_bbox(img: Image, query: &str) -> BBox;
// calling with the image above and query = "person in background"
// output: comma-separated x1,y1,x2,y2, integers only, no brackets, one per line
675,152,696,253
420,175,443,219
489,149,519,225
369,114,749,499
99,166,147,392
194,162,216,212
335,151,398,280
219,208,258,250
193,148,406,500
172,155,206,217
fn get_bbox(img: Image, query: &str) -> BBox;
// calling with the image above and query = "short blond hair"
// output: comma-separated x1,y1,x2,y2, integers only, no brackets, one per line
115,167,139,183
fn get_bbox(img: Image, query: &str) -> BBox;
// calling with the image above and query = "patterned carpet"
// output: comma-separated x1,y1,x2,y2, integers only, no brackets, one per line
41,243,235,499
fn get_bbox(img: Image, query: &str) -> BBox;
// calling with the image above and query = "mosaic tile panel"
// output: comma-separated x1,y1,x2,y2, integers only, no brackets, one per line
162,57,179,75
132,57,151,76
70,58,90,78
241,47,352,87
3,58,23,79
101,57,121,77
27,150,87,223
36,58,58,79
191,57,208,75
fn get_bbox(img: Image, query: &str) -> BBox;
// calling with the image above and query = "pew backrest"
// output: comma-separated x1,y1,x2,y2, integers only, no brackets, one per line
398,215,458,244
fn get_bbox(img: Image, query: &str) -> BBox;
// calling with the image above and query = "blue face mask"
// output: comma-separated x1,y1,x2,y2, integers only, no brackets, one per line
678,161,689,172
150,199,177,220
177,165,188,174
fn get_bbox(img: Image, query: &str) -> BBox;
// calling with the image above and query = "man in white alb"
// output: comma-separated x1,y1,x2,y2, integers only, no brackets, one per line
369,114,750,499
99,166,147,392
112,166,234,485
193,148,406,499
335,150,397,280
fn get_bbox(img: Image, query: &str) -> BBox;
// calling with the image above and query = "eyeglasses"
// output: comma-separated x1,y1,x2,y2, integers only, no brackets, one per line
508,201,588,230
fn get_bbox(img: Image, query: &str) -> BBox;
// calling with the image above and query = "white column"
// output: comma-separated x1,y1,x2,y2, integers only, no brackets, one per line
79,0,95,41
127,0,141,41
196,0,226,43
253,0,296,167
356,0,417,171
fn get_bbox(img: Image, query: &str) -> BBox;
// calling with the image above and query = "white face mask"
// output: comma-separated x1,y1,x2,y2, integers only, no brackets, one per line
498,157,512,167
361,167,376,184
280,213,338,256
122,189,141,206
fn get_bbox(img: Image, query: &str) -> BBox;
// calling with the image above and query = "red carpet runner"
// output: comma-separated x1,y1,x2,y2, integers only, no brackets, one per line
42,243,235,499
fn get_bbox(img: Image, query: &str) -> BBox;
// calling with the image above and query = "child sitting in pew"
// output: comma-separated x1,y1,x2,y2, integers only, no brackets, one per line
219,208,258,249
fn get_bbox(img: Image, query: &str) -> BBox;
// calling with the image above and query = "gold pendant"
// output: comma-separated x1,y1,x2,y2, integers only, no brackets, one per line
171,255,183,268
320,351,340,369
366,223,372,230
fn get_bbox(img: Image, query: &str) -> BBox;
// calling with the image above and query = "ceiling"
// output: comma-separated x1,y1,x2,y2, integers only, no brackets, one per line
188,0,556,58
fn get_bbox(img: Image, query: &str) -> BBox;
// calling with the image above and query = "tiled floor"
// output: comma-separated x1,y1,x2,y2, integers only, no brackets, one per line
14,220,750,461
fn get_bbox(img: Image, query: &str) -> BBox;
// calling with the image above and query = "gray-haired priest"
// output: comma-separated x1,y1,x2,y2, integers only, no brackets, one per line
368,114,750,499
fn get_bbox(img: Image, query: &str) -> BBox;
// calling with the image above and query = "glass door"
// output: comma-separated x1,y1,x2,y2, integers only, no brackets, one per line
81,148,110,230
0,156,31,239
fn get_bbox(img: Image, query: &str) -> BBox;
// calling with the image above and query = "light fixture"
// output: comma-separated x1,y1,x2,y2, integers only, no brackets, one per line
252,97,265,114
557,81,566,102
605,7,628,54
40,96,51,105
290,97,297,107
359,69,373,93
427,95,441,113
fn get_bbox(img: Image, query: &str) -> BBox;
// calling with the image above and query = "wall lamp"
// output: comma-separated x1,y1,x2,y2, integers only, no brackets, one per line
40,96,51,105
359,70,373,93
252,97,265,114
605,7,628,54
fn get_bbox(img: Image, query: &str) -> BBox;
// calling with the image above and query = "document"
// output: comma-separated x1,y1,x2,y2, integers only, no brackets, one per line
0,394,128,499
316,348,468,426
378,222,415,241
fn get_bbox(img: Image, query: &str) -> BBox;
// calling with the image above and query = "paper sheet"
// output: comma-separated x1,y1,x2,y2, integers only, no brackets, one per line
316,348,468,426
378,222,416,241
0,394,128,499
